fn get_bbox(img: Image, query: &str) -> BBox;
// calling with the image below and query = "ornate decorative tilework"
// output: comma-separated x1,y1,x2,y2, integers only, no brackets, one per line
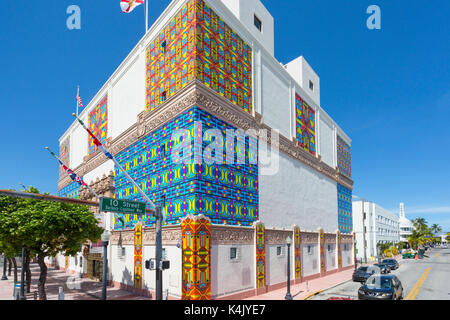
146,0,197,111
134,223,143,289
255,221,265,288
337,135,351,177
59,137,70,178
337,231,342,269
196,0,252,113
337,184,353,234
294,226,301,279
319,228,325,273
145,0,252,114
181,215,211,300
89,95,108,156
295,93,316,155
57,180,81,199
113,106,258,230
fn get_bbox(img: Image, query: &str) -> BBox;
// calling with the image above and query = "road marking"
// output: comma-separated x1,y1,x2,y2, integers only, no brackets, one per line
405,267,431,300
435,253,440,258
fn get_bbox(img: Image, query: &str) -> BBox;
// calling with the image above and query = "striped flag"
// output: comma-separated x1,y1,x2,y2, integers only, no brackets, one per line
76,92,83,108
120,0,144,13
72,113,157,211
45,147,88,188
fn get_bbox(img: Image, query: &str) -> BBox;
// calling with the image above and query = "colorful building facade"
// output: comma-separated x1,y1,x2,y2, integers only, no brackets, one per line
55,0,354,300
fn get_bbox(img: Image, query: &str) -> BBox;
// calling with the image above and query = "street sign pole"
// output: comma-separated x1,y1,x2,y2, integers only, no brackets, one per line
155,207,163,300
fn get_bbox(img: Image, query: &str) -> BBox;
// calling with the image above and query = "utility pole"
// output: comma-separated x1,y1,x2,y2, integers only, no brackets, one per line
155,207,163,300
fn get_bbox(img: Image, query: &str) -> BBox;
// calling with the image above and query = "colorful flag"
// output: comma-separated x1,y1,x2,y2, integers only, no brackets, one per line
120,0,144,13
45,147,88,188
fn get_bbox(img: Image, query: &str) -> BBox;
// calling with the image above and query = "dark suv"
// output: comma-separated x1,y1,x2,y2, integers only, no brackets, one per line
352,266,380,283
373,263,391,274
358,274,403,300
381,259,399,270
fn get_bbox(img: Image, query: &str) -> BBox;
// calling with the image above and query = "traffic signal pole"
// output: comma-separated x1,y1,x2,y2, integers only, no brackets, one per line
155,207,163,300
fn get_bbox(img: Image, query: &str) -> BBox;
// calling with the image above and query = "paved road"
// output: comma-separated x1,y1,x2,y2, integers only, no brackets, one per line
311,247,450,300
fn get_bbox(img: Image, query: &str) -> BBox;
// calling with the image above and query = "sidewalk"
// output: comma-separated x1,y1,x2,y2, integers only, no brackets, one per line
243,268,355,300
0,263,152,300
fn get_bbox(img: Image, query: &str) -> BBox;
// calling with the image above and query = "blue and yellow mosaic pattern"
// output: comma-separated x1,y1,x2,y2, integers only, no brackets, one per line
113,106,258,230
337,184,352,233
337,135,351,178
57,180,81,199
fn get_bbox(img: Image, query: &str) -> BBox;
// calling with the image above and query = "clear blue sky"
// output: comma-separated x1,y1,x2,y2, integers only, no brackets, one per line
0,1,448,232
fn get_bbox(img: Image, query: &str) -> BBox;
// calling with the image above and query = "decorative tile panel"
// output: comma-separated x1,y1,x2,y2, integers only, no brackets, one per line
255,221,266,288
89,95,108,156
337,135,351,177
57,180,81,199
295,93,316,155
181,215,211,300
337,184,352,234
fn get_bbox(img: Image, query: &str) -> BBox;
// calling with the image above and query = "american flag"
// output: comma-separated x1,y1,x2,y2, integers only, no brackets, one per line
76,92,83,108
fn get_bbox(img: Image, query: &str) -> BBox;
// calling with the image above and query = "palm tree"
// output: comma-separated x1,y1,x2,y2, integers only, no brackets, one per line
413,217,428,233
430,224,442,236
407,229,429,250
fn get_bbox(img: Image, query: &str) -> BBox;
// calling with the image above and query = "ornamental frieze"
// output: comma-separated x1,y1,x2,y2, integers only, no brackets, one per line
301,232,319,244
58,81,353,191
265,229,293,245
341,235,354,244
324,233,337,244
110,226,182,246
210,226,254,245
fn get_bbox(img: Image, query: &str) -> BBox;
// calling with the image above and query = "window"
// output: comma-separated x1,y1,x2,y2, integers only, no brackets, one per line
309,80,314,91
161,40,167,54
162,248,167,260
277,246,282,256
307,245,312,255
160,91,167,103
254,15,262,32
327,244,331,252
230,247,237,260
363,212,366,220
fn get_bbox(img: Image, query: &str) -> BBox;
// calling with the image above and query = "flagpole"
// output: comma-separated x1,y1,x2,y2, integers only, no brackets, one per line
76,86,80,117
72,113,157,212
145,0,148,33
45,146,125,227
45,147,99,199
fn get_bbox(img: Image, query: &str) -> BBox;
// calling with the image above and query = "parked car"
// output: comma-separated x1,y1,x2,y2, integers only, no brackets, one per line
352,266,380,283
358,274,403,300
381,258,399,270
373,263,391,274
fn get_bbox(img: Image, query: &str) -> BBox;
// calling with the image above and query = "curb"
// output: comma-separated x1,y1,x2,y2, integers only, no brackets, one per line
302,278,352,300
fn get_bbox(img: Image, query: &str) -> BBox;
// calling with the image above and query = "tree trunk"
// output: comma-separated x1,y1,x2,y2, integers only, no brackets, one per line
12,258,18,283
24,250,31,293
37,254,47,300
8,258,12,276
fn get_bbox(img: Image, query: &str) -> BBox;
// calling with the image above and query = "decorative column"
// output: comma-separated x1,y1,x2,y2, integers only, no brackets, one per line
318,228,325,276
181,214,211,300
337,230,342,270
293,225,302,283
134,223,143,290
254,221,266,292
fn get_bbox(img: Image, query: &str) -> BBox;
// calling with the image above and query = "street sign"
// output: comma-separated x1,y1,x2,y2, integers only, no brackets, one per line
100,197,146,215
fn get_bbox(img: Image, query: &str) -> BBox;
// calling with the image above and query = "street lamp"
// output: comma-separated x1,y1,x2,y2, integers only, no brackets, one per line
1,254,8,280
285,236,293,300
101,230,111,300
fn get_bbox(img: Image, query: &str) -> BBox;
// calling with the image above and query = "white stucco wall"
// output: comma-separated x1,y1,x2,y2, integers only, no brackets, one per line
325,243,336,271
110,53,146,139
319,114,335,168
266,244,288,286
260,58,291,138
301,243,319,277
110,244,135,287
83,160,115,186
211,244,254,298
341,243,353,267
259,147,338,232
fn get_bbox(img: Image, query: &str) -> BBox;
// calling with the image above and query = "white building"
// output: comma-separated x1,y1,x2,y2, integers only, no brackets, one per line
50,0,355,299
399,203,414,243
353,199,400,262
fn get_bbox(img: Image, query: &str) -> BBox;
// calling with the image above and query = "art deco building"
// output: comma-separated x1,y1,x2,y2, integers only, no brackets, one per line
53,0,354,299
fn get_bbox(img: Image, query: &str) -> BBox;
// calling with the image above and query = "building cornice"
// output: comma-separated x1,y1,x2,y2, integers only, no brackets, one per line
59,81,354,191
